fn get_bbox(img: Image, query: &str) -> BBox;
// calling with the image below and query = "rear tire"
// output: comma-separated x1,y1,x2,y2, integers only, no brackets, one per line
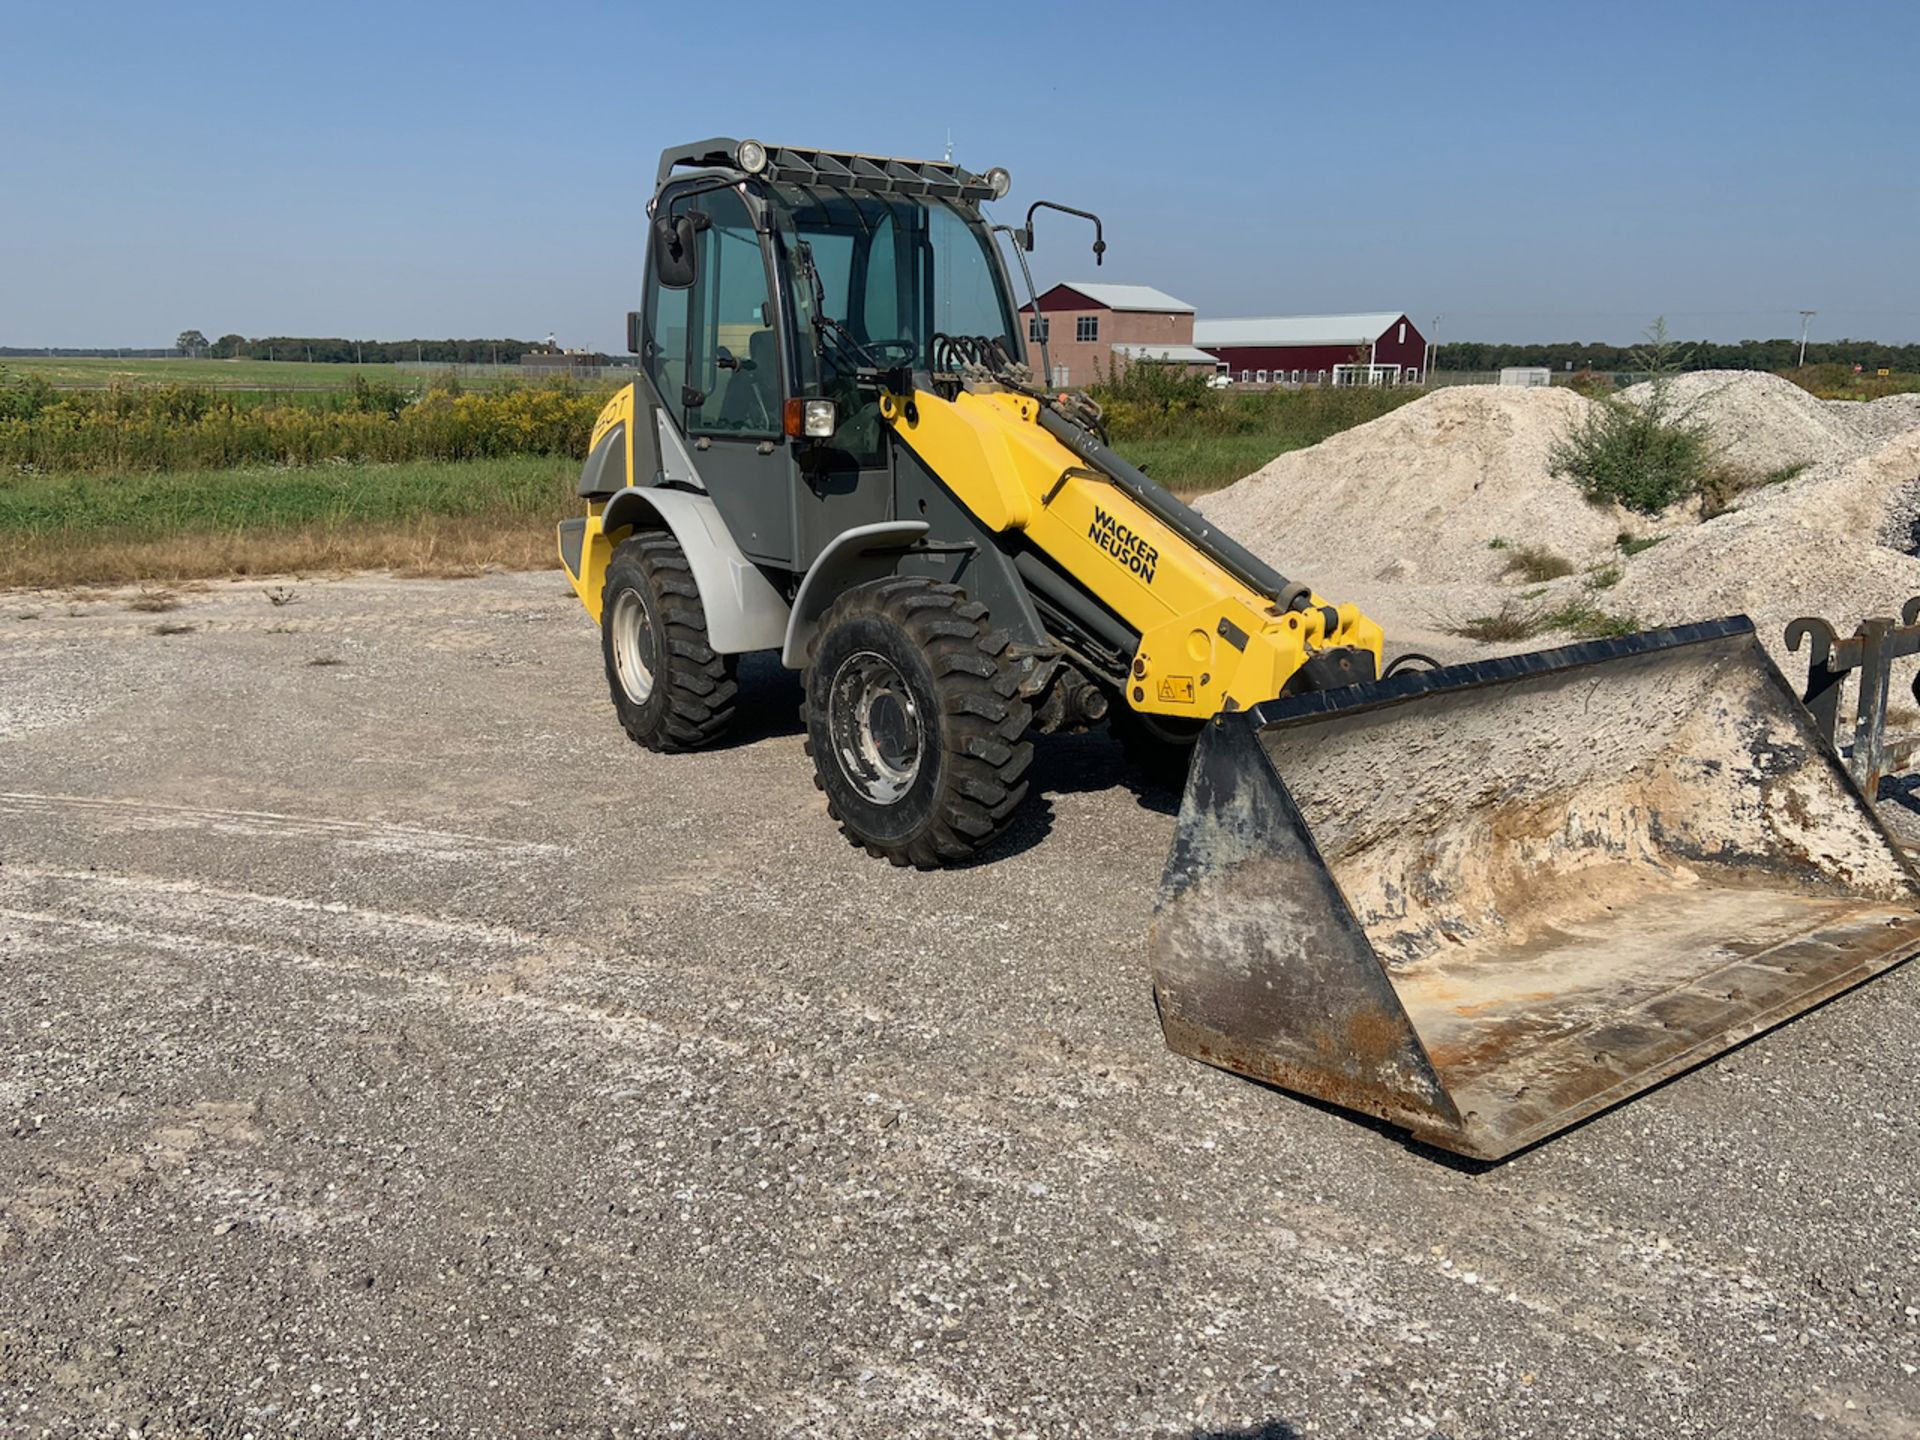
802,578,1034,868
600,531,738,752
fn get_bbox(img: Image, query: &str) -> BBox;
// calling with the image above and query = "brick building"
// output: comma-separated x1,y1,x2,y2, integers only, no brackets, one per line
1194,312,1426,385
1016,283,1215,387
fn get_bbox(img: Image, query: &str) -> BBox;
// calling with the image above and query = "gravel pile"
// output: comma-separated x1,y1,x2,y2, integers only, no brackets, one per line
1616,370,1881,476
1844,391,1920,444
1612,428,1920,669
1196,386,1629,585
1200,373,1920,676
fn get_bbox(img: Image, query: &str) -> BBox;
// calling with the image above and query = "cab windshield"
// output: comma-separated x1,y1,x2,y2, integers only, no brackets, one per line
769,186,1022,386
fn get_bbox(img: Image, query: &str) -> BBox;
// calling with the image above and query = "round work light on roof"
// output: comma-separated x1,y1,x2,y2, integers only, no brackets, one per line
735,139,769,175
984,166,1012,200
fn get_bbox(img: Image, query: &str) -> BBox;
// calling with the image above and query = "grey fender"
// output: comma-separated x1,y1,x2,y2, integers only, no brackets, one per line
780,521,930,669
600,487,789,655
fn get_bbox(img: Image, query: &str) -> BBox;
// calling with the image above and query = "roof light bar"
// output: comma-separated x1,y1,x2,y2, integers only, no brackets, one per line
656,136,1008,203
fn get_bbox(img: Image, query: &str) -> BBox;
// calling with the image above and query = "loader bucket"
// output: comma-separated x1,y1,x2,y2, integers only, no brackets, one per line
1151,617,1920,1160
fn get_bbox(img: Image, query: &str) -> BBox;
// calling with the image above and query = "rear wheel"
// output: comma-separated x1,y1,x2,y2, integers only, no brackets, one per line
600,531,738,752
803,578,1034,868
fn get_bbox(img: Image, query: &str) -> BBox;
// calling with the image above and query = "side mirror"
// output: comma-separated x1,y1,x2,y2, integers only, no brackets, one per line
653,212,700,290
625,310,642,355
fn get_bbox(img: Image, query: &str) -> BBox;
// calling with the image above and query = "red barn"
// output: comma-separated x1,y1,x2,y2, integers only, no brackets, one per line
1195,311,1427,385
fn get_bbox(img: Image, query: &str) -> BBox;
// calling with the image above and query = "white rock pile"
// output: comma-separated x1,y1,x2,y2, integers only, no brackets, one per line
1197,371,1920,672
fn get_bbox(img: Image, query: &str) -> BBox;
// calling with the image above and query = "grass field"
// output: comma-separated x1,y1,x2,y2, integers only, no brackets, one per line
0,457,573,588
1122,434,1305,495
4,356,514,391
0,358,1388,589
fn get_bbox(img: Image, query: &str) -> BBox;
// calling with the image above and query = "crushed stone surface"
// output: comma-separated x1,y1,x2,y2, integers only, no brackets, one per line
1,573,1917,1438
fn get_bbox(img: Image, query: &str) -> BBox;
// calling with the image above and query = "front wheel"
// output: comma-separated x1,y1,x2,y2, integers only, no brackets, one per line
802,578,1034,868
600,531,738,752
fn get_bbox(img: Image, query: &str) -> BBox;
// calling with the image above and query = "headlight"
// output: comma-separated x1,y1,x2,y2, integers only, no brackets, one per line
784,397,838,440
984,166,1012,200
735,139,769,175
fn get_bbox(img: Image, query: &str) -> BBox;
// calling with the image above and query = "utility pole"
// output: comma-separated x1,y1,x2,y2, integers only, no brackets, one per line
1426,315,1441,382
1797,310,1816,368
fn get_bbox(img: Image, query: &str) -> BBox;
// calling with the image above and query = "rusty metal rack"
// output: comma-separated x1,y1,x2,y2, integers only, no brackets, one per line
1787,598,1920,795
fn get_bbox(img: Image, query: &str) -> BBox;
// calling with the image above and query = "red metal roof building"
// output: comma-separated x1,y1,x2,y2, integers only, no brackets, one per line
1194,312,1427,385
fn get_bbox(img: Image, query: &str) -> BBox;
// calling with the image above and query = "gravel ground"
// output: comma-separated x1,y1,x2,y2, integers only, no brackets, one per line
2,572,1918,1440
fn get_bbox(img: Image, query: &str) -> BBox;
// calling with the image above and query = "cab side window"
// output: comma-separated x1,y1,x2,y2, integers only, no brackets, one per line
687,188,781,437
643,269,689,430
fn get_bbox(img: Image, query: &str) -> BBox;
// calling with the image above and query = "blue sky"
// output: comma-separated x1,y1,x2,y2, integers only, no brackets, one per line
3,0,1916,351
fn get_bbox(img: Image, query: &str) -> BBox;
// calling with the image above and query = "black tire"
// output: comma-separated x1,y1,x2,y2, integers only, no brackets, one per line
802,577,1034,868
600,531,738,752
1110,704,1204,788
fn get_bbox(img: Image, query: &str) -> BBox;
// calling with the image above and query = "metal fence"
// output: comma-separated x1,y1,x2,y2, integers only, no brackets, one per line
392,360,641,383
1427,370,1648,390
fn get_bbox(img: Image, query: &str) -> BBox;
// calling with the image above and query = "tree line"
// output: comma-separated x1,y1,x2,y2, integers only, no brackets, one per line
1430,337,1920,374
167,331,613,365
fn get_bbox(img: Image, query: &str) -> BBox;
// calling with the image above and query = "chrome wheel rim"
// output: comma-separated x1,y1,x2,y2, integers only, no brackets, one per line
609,588,656,704
828,650,923,805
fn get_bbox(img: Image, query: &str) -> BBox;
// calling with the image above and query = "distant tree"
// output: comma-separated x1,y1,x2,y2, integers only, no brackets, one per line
209,333,248,360
176,329,209,357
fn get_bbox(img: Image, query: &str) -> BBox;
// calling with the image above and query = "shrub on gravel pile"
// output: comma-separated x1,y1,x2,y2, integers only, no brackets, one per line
1550,320,1719,515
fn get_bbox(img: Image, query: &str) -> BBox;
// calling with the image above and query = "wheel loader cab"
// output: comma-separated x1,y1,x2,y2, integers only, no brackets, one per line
637,167,1027,573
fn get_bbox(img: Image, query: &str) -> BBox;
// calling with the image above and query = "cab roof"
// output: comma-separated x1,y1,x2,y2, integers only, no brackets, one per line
656,137,1003,204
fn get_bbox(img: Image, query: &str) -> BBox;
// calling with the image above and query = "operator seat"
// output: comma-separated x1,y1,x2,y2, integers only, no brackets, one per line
717,329,779,431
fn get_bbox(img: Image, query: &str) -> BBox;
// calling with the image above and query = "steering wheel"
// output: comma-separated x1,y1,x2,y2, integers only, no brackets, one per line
867,338,917,364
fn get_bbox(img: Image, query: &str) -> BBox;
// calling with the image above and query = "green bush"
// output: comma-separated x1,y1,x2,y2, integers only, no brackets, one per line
0,378,609,475
0,366,58,422
1550,321,1717,515
1090,366,1417,446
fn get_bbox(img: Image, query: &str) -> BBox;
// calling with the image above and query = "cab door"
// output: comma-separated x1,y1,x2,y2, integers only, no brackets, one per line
654,183,794,567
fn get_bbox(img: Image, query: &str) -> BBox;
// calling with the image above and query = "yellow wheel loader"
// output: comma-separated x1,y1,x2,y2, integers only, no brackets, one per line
559,137,1920,1159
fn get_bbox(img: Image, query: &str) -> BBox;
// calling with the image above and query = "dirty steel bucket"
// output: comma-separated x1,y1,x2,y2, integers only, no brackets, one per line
1150,617,1920,1160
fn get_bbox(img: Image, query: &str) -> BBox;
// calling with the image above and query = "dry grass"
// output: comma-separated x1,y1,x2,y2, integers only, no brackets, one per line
1500,544,1576,583
0,514,560,590
125,585,181,612
1698,460,1811,520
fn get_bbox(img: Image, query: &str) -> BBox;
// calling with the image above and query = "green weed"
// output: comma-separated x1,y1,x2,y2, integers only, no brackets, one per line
1540,598,1641,639
1447,601,1545,643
